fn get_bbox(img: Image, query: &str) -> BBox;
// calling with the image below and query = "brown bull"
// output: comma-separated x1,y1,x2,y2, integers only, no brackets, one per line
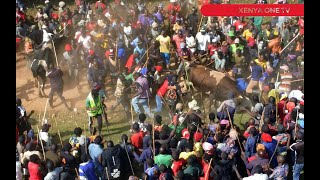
186,64,240,101
182,63,253,114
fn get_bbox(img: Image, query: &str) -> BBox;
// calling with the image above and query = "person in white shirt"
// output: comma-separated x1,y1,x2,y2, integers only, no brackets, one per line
39,123,52,149
288,86,304,101
186,30,196,54
195,27,210,54
238,165,269,180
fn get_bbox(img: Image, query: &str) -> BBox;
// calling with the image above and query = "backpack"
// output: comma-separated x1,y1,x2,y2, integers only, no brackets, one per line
103,145,122,179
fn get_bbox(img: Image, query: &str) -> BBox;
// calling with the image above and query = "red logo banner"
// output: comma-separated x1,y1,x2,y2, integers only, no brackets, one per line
201,4,304,16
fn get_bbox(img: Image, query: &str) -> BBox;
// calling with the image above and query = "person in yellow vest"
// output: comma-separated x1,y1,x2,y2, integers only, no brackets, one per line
86,83,107,136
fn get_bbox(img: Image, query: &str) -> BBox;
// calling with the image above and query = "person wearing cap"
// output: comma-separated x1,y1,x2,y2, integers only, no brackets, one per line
208,38,219,56
230,37,244,67
196,27,211,55
167,0,181,13
62,43,80,84
156,30,171,69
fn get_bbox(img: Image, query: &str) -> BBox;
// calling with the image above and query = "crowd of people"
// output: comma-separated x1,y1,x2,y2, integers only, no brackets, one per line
16,0,304,179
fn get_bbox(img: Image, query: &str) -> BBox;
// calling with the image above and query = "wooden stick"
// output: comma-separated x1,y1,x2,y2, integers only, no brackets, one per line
280,33,300,54
269,140,280,165
194,124,199,145
52,40,59,67
54,116,63,147
37,126,46,161
205,60,215,67
159,92,174,116
146,90,152,118
152,118,156,159
204,128,211,142
200,92,207,123
287,79,304,83
42,99,49,125
84,124,88,155
198,15,204,33
75,168,80,179
105,167,111,180
131,103,134,124
115,40,120,71
226,108,244,153
294,108,299,140
205,158,213,180
123,140,135,176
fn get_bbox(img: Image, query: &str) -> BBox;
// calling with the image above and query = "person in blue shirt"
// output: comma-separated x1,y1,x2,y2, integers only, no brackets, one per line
245,127,258,159
79,154,99,180
246,60,263,95
235,74,248,94
145,158,160,180
133,40,146,64
133,139,154,171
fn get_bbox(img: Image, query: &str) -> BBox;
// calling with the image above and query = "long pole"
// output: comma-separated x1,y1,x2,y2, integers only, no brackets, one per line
123,140,135,176
205,158,213,180
52,40,59,67
37,126,46,160
198,15,204,33
42,99,49,125
54,116,63,147
226,108,244,153
280,33,300,54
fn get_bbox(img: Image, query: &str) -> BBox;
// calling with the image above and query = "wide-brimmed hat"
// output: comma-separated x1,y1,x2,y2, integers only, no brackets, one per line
188,100,200,110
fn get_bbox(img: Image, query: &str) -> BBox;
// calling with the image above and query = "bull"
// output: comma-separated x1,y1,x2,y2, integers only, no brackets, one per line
182,62,253,113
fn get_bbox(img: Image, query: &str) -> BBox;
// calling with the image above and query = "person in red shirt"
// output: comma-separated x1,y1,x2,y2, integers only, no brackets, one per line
28,154,43,180
243,118,256,139
153,78,169,113
167,0,181,13
16,7,26,24
208,39,219,56
200,153,213,180
125,52,139,73
171,151,186,177
278,93,287,124
130,122,144,153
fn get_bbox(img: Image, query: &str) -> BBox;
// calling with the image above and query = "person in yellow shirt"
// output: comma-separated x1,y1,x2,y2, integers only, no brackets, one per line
179,143,195,160
242,25,254,40
254,52,267,70
156,30,171,69
173,19,183,34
